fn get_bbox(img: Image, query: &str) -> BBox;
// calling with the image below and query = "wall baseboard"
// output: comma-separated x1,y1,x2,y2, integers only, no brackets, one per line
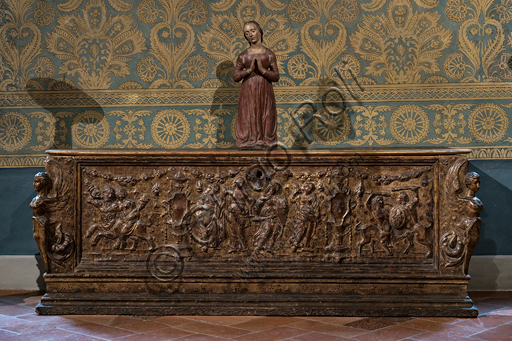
0,255,510,291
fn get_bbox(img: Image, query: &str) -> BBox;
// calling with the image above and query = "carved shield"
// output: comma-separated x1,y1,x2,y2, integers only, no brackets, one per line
331,192,349,225
389,205,406,229
166,192,190,227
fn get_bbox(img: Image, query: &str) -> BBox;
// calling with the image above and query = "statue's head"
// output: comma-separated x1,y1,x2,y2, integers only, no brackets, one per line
266,182,280,195
103,186,116,201
465,172,480,193
116,188,127,200
235,177,245,187
243,21,264,44
397,192,408,204
303,182,314,193
371,195,384,208
34,172,51,193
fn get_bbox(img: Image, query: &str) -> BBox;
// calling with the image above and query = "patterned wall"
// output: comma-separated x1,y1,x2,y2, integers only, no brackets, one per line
1,0,512,167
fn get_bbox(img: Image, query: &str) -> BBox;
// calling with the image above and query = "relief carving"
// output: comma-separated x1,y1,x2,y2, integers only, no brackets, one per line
190,182,224,252
224,177,254,253
74,157,460,265
356,171,434,258
289,182,318,253
85,182,154,251
442,158,483,273
253,183,288,255
30,160,74,272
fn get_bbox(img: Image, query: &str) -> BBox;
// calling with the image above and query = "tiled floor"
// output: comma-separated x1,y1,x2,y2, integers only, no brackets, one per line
0,291,511,341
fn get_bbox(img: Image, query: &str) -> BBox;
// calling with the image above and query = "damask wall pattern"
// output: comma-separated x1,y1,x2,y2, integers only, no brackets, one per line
1,0,512,166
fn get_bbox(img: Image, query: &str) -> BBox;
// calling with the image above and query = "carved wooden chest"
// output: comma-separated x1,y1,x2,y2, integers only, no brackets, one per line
32,148,481,316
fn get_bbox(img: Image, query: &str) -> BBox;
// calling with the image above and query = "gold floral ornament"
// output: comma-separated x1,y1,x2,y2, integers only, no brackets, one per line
390,104,429,145
27,111,56,151
446,0,469,22
489,52,512,80
425,104,472,145
278,107,314,148
457,0,505,82
444,53,469,80
301,19,347,83
333,54,360,80
489,0,512,23
137,0,159,24
275,76,295,87
34,0,55,26
32,56,55,81
362,0,438,12
332,0,359,23
137,56,159,83
345,106,395,146
469,103,509,143
185,109,234,148
48,77,75,91
151,109,190,149
288,54,314,80
350,0,452,84
0,0,42,91
72,110,110,148
312,106,351,146
287,0,314,23
424,75,449,83
147,0,197,88
0,112,32,152
186,55,209,82
47,0,146,89
294,0,349,84
118,81,143,89
109,110,153,148
188,0,208,25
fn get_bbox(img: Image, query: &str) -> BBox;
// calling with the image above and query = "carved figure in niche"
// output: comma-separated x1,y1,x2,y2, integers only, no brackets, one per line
290,182,318,252
323,178,352,253
390,187,433,257
31,170,74,271
224,177,253,253
443,158,483,273
233,21,279,150
252,183,288,255
85,184,154,251
357,194,393,256
190,184,223,252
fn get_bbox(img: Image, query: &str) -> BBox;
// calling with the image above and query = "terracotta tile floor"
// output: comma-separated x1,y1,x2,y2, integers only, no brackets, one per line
0,291,511,341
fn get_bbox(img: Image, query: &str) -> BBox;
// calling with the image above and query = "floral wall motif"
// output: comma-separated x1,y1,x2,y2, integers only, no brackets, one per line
1,0,512,166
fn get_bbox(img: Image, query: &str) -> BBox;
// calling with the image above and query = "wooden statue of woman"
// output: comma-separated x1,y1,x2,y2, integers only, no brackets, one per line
233,21,279,150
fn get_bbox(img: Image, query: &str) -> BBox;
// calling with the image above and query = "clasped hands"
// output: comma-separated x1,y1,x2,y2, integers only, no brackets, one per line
247,57,267,75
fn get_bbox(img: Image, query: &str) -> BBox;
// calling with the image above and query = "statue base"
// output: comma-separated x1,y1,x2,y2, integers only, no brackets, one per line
33,148,480,317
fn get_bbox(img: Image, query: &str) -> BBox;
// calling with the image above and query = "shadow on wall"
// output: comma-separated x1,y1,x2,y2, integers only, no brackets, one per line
210,61,238,147
26,77,105,149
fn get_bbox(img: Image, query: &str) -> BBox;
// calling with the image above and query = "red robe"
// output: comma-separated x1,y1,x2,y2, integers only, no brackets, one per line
233,48,279,149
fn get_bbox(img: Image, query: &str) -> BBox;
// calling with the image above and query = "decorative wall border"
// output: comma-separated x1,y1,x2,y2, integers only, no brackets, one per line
1,83,512,108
